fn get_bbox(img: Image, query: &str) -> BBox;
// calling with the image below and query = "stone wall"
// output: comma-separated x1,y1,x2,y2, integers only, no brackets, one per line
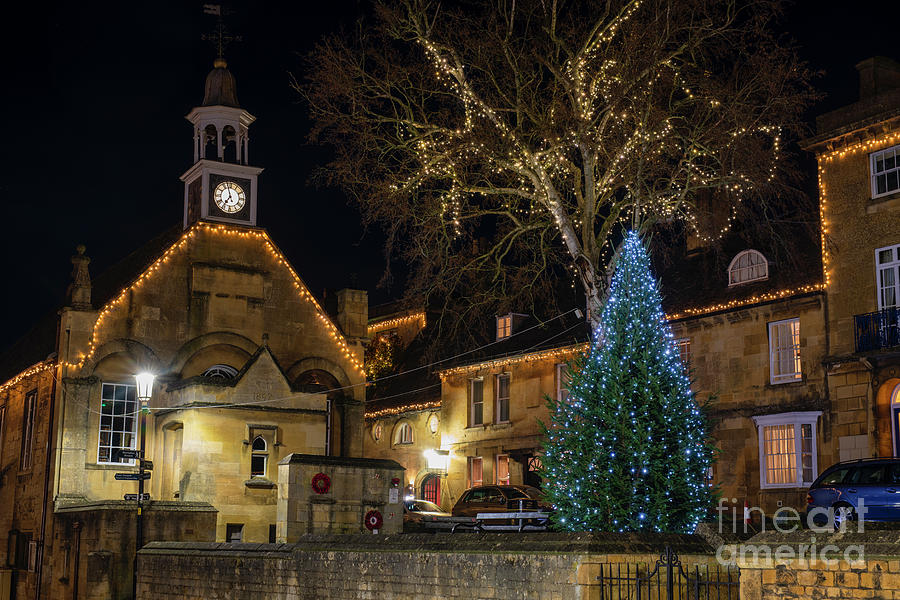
137,532,720,600
737,527,900,600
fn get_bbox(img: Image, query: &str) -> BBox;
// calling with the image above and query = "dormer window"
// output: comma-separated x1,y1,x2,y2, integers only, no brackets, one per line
496,315,512,340
728,250,768,286
203,364,238,380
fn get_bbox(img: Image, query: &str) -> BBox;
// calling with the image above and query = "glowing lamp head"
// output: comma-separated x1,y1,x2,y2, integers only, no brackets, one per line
135,372,155,403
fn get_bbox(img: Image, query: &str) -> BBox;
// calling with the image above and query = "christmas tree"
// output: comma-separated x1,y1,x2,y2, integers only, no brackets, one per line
540,231,715,533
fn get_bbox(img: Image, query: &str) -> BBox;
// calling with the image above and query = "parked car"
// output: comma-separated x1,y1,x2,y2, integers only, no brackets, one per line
807,458,900,527
451,485,542,517
403,498,451,532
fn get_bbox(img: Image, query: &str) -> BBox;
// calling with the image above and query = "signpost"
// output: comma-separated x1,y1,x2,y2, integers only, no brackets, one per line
115,472,151,481
124,494,151,501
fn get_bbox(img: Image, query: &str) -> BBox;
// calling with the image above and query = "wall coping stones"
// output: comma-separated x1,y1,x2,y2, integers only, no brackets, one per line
278,452,404,470
55,500,218,514
736,528,900,560
141,531,716,557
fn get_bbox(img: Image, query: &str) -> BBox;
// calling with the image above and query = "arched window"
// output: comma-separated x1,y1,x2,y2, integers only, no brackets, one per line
203,124,218,160
395,422,414,445
222,125,237,163
728,250,768,286
251,436,267,477
203,364,238,380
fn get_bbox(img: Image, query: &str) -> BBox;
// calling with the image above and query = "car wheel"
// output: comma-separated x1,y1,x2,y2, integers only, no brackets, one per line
832,503,856,531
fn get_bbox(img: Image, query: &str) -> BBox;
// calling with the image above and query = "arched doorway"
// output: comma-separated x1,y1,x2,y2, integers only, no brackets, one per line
420,473,440,505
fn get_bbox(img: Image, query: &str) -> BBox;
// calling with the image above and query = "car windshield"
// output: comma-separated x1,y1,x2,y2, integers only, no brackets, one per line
817,468,850,486
406,500,442,512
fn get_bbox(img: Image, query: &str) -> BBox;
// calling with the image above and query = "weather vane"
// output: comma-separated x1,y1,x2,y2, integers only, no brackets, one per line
202,4,241,61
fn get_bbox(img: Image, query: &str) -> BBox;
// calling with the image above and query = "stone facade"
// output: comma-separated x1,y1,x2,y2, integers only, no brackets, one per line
0,60,368,600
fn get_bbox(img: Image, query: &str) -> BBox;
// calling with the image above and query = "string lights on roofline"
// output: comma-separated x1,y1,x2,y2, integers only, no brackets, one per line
61,221,365,377
367,312,427,336
365,400,441,420
0,360,57,395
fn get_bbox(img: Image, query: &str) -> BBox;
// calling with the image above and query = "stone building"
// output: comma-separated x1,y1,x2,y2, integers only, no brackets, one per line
363,58,900,519
0,57,366,599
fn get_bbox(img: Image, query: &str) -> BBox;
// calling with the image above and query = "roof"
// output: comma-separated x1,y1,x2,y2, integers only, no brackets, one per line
202,59,240,108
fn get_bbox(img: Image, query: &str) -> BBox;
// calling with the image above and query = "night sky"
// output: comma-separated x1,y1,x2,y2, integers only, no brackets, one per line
0,1,895,354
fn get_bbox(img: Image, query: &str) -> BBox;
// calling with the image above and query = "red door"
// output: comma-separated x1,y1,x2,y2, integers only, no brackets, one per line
421,474,440,505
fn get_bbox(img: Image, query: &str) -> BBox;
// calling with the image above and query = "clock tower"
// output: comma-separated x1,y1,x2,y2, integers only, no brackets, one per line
180,57,263,228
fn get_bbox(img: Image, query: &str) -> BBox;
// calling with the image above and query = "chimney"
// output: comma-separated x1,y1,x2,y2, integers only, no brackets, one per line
856,56,900,99
67,244,92,310
336,288,368,339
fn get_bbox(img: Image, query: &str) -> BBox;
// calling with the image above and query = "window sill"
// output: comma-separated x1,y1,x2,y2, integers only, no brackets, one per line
245,478,276,489
489,422,512,430
868,190,900,213
759,484,813,490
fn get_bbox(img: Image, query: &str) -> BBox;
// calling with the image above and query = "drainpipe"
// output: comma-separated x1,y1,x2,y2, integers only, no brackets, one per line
35,345,62,599
71,521,81,600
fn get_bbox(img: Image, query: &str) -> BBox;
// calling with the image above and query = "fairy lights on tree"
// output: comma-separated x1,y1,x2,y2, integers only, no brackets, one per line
540,231,715,532
304,0,813,330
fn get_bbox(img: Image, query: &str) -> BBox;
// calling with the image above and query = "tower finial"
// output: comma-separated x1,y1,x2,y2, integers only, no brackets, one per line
202,4,241,66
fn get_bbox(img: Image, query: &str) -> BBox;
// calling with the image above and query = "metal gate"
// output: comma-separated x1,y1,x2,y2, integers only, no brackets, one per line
597,546,739,600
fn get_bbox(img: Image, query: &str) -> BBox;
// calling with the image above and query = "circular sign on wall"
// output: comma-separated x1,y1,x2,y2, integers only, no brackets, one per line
427,413,439,434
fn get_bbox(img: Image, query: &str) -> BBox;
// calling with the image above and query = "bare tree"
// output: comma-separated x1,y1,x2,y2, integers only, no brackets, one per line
302,0,813,331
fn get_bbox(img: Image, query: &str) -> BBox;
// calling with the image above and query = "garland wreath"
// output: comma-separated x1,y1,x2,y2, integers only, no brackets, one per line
311,472,331,494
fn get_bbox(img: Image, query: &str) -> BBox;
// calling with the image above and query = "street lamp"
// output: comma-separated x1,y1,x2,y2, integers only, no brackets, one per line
133,371,154,600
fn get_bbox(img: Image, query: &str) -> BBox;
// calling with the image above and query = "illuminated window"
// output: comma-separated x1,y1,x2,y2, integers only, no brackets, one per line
98,383,137,465
469,378,484,426
675,338,691,370
496,315,512,340
556,364,570,403
203,364,238,380
496,454,510,485
20,391,37,470
396,422,414,445
876,243,900,310
769,318,801,384
251,436,267,477
468,456,483,487
871,145,900,198
495,373,510,423
728,250,768,286
753,412,820,488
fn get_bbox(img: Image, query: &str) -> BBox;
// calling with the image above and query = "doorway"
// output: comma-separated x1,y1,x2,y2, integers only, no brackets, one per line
420,473,440,505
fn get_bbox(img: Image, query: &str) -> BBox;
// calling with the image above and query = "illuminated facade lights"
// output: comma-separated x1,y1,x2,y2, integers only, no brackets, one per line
367,312,426,335
365,400,441,420
0,360,56,395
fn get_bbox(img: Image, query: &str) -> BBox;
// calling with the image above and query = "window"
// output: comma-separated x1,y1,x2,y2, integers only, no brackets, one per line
20,390,37,470
371,422,383,442
469,378,484,426
876,243,900,310
871,144,900,198
251,436,267,477
753,412,820,489
468,456,483,487
556,364,570,403
98,383,137,464
269,524,277,544
495,373,510,423
675,338,691,371
396,422,414,445
7,530,32,570
427,413,439,434
0,405,6,463
769,318,801,384
496,315,512,340
203,364,238,380
496,454,510,485
225,524,243,543
728,250,768,286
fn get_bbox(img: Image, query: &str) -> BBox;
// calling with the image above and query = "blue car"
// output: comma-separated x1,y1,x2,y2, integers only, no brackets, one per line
807,458,900,527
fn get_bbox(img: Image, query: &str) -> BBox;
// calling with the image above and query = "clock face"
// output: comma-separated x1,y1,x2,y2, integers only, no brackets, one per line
213,181,246,214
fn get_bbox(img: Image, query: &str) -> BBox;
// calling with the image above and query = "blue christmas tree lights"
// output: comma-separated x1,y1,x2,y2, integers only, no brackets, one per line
540,231,715,533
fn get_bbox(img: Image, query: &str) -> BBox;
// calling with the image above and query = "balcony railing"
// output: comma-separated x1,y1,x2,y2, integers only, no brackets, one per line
855,308,900,353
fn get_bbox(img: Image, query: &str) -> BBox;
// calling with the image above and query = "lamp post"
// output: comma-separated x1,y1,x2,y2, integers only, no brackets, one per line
133,372,154,600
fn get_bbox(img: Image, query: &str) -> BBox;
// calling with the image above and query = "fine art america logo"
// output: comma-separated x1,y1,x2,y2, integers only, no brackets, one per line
714,498,866,568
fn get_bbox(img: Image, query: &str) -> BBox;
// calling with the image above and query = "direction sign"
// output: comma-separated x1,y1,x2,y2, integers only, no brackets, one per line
141,460,154,471
124,493,151,501
115,450,142,460
114,472,151,481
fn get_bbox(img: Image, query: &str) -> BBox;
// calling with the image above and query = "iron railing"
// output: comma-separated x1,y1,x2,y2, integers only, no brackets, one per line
597,546,739,600
854,307,900,352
